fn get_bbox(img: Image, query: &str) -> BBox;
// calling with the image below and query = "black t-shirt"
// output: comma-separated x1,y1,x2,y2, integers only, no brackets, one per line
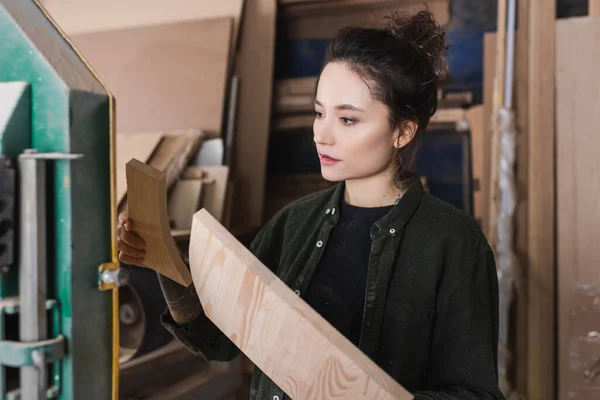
303,200,393,346
282,200,392,400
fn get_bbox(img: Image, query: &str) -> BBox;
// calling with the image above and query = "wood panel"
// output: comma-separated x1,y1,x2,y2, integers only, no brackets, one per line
590,0,600,16
189,209,413,400
230,0,277,231
41,0,245,50
126,158,192,286
466,105,485,227
183,166,230,223
280,0,449,39
71,18,233,135
527,0,556,398
556,16,600,400
514,0,530,393
482,32,496,240
168,180,203,230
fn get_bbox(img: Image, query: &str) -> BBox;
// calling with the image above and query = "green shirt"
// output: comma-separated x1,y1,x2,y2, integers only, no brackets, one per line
161,179,505,399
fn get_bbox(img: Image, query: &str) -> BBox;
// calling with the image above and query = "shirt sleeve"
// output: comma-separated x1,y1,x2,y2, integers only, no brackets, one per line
160,209,287,362
413,250,506,400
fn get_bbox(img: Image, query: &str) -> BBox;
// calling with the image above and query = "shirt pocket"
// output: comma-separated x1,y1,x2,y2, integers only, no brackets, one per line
383,300,435,327
379,299,435,383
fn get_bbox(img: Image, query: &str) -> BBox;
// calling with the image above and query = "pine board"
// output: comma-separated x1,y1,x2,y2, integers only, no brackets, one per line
189,209,413,400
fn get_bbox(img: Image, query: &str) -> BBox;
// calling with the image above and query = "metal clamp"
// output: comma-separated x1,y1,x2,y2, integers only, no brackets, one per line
0,336,66,368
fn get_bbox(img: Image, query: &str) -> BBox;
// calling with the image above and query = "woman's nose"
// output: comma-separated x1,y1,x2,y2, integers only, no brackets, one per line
313,119,334,145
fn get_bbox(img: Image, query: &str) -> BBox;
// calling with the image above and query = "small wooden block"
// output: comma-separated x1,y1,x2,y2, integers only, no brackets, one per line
183,166,229,223
126,158,192,286
189,209,413,400
168,179,203,230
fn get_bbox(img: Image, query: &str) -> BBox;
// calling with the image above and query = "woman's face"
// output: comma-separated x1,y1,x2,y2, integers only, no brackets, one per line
313,62,399,183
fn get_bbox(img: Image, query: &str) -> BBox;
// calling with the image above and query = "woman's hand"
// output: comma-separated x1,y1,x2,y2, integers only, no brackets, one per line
117,212,146,267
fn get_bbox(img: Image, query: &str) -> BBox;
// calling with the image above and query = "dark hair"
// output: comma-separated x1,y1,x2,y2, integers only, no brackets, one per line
322,9,448,188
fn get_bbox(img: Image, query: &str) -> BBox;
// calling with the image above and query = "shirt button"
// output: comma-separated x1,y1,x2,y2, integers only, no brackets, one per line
273,396,280,400
332,208,336,215
389,228,396,234
316,240,323,247
294,289,301,295
325,208,331,214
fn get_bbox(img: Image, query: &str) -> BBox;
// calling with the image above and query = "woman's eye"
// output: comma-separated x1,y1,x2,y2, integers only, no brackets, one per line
314,111,324,119
340,117,356,126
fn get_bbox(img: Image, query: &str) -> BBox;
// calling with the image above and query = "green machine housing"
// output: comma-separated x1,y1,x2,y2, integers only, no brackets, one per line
0,0,117,399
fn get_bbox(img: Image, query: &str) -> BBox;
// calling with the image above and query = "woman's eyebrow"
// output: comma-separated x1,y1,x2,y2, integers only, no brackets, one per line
314,99,365,112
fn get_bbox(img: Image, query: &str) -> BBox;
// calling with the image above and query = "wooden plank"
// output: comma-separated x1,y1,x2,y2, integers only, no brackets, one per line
126,159,192,286
514,0,529,393
188,209,413,400
119,130,205,213
183,166,230,223
168,179,203,230
40,0,245,51
488,0,507,249
482,32,496,240
556,16,600,400
466,105,485,227
590,0,600,15
71,18,233,136
116,132,164,205
281,0,449,39
230,0,277,231
275,77,317,97
527,0,556,398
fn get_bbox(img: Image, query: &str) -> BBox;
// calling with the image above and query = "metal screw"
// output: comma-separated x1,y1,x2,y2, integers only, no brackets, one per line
101,268,130,287
31,350,45,369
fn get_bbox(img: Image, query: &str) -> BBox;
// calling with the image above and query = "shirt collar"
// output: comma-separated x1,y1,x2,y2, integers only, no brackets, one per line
324,178,425,235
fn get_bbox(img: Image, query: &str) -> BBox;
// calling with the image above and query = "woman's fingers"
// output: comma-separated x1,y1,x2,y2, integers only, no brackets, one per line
118,212,128,224
118,252,144,268
118,212,135,232
117,225,145,250
117,239,146,259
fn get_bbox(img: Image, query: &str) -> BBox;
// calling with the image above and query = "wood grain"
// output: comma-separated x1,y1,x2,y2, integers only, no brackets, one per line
466,105,485,227
514,0,529,393
118,130,205,213
168,179,203,230
230,0,277,232
280,0,449,39
590,0,600,15
116,132,164,205
189,209,413,400
40,0,245,51
183,166,230,223
71,18,233,135
556,16,600,400
126,158,192,286
527,0,556,398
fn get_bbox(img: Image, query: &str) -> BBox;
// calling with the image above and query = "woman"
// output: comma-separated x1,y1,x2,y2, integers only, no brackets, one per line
118,10,504,400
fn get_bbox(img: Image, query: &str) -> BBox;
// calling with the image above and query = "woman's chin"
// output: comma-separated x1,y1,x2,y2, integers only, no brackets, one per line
320,169,345,182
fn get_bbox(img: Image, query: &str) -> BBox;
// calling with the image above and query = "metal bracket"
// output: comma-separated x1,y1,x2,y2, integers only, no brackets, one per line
0,336,66,368
16,149,82,400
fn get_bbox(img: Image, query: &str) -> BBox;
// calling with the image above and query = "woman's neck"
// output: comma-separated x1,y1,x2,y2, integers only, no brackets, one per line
344,173,402,208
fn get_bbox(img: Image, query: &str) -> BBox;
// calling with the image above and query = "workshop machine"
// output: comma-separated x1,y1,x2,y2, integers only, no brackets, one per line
0,0,116,398
0,1,243,399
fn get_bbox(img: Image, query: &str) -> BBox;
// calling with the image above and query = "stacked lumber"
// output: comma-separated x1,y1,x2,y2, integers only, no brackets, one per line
56,0,275,236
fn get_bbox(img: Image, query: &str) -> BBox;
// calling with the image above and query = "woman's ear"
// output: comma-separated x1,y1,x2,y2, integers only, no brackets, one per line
393,121,418,149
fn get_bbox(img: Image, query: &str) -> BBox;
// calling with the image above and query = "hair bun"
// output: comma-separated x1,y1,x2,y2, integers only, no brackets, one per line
383,10,449,77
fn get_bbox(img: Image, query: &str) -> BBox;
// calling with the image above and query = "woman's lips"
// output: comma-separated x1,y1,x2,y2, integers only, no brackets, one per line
319,153,340,166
